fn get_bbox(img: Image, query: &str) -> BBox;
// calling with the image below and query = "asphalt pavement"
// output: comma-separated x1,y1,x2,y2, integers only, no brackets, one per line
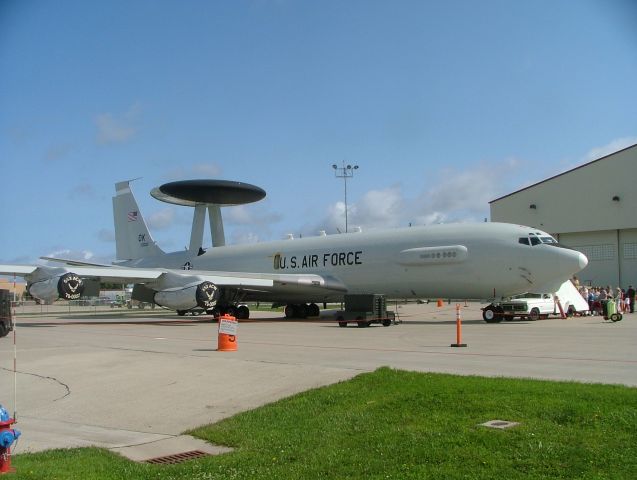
0,302,634,458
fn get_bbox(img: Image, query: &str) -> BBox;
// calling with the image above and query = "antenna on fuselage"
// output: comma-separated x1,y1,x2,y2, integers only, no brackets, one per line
150,179,266,252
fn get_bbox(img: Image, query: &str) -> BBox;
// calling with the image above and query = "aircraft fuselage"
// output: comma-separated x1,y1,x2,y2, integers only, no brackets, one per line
122,222,586,302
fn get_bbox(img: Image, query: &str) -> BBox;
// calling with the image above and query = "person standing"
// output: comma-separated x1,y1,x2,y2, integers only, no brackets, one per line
616,287,624,314
627,285,636,314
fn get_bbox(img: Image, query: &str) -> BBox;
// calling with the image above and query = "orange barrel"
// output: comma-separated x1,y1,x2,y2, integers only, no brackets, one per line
217,314,238,351
436,298,443,307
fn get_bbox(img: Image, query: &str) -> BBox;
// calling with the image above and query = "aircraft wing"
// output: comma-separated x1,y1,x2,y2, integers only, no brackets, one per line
0,263,347,303
0,263,164,284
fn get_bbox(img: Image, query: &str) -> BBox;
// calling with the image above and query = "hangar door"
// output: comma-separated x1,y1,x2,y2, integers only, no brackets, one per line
558,229,637,288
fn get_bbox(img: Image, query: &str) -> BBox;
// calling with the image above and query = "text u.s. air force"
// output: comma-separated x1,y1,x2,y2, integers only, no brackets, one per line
273,251,363,270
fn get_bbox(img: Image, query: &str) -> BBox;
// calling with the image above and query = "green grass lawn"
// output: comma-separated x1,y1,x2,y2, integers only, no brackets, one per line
13,368,637,479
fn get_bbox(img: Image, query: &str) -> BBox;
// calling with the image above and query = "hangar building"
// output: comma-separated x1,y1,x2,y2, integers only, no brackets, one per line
490,143,637,288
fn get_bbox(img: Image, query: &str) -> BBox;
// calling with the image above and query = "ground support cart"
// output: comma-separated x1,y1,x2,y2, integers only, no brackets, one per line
335,294,396,328
602,299,623,322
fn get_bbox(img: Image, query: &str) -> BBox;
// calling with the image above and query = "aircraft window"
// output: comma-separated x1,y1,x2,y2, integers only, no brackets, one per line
530,237,541,246
518,237,530,245
541,237,557,244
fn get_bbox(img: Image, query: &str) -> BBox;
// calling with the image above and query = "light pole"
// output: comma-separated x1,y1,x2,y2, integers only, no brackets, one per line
332,162,359,233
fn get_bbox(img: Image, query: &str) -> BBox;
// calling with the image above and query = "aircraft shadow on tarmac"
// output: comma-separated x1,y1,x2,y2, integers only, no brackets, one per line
402,319,513,325
14,316,335,328
15,319,211,328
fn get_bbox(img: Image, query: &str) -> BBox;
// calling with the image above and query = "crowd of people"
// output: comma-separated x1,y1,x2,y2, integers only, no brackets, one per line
573,276,635,315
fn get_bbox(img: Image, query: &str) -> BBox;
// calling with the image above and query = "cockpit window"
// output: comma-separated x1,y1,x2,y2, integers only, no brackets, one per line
521,233,564,247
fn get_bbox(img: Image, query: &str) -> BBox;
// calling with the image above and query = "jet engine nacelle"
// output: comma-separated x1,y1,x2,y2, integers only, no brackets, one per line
28,272,85,304
153,281,219,311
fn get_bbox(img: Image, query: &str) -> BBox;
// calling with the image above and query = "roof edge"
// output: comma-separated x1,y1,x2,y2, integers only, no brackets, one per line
489,142,637,204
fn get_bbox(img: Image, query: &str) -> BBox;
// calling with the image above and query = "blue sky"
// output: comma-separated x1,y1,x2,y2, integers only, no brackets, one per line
1,0,636,265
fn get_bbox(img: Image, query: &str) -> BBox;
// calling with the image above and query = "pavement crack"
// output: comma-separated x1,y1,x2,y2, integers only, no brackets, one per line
0,367,71,401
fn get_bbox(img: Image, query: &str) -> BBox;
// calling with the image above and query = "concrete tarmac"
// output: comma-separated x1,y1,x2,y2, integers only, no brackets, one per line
0,302,635,455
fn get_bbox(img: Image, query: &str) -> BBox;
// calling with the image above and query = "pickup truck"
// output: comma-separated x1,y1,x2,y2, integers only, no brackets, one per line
482,293,556,323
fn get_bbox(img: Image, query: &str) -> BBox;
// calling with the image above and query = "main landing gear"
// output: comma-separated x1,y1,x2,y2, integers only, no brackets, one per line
284,303,320,319
206,304,251,320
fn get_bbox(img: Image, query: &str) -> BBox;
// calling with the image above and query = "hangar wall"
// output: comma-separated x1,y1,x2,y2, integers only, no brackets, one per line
490,144,637,288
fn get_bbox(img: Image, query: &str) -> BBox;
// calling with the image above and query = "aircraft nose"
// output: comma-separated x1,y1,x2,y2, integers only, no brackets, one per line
561,248,588,274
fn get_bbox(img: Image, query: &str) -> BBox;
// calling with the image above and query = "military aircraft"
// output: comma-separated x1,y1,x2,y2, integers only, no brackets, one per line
0,180,588,319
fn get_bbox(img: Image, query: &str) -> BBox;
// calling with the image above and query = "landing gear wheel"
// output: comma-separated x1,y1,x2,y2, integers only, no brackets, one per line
296,304,308,319
284,305,295,319
226,305,238,318
308,303,320,317
177,310,186,317
482,306,502,323
529,307,540,321
236,305,250,320
0,323,9,338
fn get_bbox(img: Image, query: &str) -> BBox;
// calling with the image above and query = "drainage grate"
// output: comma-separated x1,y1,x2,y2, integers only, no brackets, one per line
145,450,211,465
479,419,520,430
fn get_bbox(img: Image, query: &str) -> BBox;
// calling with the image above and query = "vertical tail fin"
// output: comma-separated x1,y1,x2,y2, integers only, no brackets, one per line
113,181,164,261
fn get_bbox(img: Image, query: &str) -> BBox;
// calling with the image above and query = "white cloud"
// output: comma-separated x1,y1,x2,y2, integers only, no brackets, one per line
413,211,449,225
96,229,115,242
41,248,114,265
415,160,522,223
229,230,260,245
224,204,282,227
95,102,141,145
44,249,93,261
192,163,222,177
348,185,404,229
146,208,175,230
423,166,502,214
223,205,253,225
583,136,637,162
306,159,520,233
